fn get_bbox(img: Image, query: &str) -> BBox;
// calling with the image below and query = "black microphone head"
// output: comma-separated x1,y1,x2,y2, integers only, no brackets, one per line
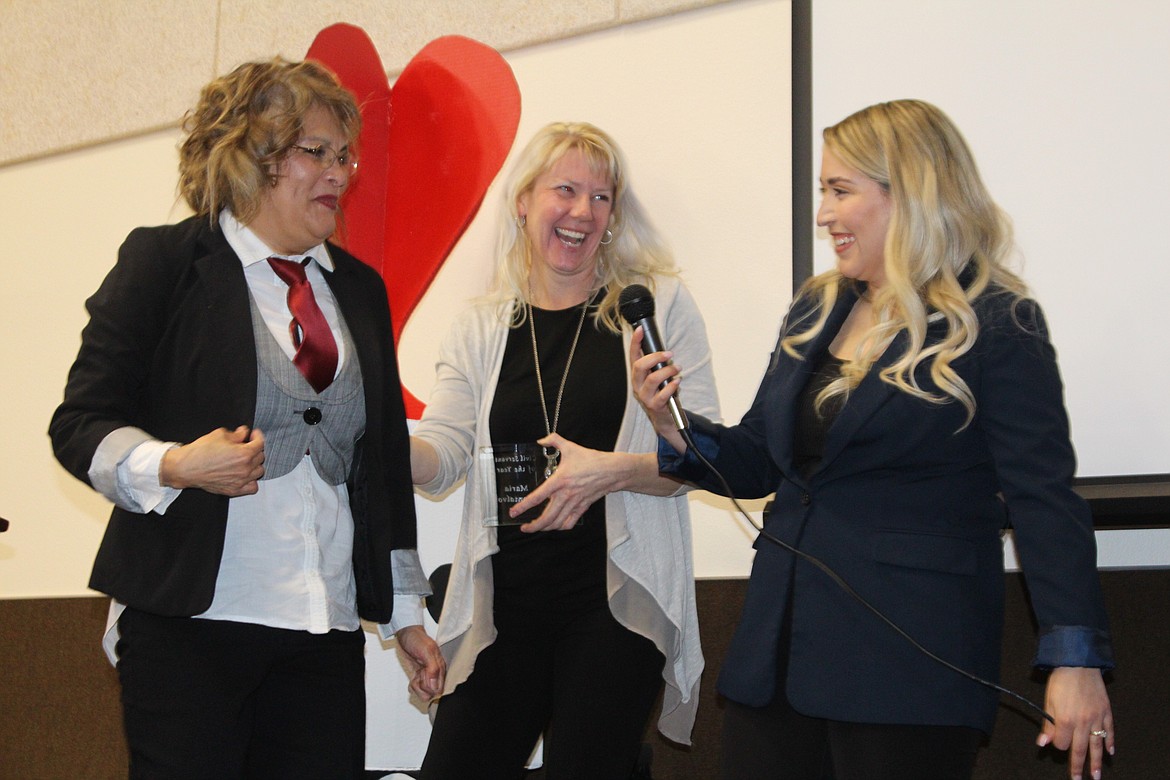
619,284,655,324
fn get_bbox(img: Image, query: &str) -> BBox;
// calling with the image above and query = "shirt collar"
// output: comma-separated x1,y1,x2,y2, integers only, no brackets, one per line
218,210,335,271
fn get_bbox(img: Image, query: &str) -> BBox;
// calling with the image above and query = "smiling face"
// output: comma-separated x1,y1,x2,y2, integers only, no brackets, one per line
817,145,893,289
516,148,614,297
248,104,353,255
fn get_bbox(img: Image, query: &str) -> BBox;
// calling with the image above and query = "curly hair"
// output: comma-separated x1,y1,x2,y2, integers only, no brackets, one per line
177,58,360,223
783,99,1028,424
492,121,676,333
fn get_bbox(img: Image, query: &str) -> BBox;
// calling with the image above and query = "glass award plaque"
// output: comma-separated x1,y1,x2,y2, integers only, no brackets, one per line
479,443,555,526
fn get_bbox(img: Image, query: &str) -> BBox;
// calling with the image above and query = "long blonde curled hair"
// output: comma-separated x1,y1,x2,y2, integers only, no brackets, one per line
784,99,1028,423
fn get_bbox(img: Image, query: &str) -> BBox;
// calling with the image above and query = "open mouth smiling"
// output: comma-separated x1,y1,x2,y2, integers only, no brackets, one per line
555,227,586,247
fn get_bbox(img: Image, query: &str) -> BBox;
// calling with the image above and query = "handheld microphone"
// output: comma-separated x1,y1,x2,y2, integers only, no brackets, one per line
619,284,689,430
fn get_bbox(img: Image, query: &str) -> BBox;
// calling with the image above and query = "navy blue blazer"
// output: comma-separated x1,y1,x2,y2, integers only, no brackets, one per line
49,216,418,623
665,282,1112,733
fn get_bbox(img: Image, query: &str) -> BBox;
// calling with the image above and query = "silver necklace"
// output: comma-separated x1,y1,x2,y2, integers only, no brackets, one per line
527,296,590,477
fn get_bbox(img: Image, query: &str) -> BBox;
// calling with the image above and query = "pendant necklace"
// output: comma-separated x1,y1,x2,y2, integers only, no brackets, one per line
527,293,591,478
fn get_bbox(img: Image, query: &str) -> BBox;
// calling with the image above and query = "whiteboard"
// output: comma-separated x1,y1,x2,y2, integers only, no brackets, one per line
808,0,1170,480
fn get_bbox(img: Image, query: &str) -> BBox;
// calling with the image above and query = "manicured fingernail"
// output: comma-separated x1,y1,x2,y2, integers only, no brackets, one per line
1035,734,1050,747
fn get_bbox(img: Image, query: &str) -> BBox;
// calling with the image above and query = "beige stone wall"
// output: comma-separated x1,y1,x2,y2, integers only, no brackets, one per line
0,0,733,166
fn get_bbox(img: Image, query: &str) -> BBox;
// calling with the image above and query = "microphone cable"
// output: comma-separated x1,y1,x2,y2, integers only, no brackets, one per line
677,425,1056,725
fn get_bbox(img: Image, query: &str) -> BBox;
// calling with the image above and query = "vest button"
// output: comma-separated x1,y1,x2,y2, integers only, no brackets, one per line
303,407,323,425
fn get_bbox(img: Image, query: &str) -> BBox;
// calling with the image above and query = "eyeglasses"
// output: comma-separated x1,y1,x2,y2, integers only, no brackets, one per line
290,144,359,174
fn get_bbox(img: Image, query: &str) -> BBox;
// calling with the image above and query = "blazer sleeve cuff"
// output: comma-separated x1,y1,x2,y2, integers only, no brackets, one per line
1033,625,1115,670
658,412,720,484
90,427,182,512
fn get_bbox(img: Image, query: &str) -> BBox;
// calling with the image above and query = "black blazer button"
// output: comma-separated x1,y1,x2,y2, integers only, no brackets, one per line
303,407,323,425
800,492,811,506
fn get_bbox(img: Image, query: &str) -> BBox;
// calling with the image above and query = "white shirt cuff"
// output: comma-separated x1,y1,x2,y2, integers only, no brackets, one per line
117,439,182,514
377,595,426,640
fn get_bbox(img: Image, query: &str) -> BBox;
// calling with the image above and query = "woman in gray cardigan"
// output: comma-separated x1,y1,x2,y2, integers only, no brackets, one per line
410,122,720,779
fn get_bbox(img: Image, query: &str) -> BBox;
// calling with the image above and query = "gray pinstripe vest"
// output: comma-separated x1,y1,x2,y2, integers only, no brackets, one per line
249,295,365,485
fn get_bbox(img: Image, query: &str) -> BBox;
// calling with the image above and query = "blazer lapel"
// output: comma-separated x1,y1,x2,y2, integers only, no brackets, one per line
818,267,979,470
817,327,908,474
193,227,259,426
321,254,384,428
766,289,858,483
321,256,378,365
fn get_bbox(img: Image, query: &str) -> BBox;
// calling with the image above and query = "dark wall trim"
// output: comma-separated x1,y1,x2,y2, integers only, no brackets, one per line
1074,474,1170,529
791,0,813,290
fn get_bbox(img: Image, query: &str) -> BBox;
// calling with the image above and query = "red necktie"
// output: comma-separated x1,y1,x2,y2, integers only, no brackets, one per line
267,257,338,393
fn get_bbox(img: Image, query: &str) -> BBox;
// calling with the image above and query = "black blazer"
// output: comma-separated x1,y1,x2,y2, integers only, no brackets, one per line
671,282,1111,733
49,216,417,623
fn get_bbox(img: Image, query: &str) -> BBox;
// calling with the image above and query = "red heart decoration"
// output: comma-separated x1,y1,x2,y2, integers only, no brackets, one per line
308,26,522,417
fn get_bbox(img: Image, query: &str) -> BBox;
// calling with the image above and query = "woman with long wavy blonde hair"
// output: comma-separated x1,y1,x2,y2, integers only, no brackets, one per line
786,99,1028,425
632,100,1114,780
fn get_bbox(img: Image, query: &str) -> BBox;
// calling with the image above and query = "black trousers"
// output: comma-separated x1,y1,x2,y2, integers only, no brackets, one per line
419,601,665,780
721,695,984,780
116,608,367,780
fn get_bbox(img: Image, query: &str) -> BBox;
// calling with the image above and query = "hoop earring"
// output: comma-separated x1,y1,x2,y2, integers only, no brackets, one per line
599,228,614,245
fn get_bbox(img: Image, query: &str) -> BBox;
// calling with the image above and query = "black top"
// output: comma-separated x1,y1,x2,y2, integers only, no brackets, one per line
489,293,626,615
792,352,846,481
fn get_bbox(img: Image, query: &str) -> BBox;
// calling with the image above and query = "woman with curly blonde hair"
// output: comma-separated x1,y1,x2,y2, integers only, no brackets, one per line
51,58,442,777
633,100,1114,780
